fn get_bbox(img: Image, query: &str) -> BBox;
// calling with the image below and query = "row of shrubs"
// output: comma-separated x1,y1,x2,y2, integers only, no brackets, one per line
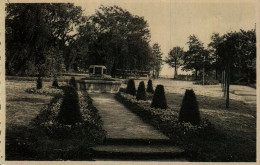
36,76,77,89
124,79,200,125
30,86,105,160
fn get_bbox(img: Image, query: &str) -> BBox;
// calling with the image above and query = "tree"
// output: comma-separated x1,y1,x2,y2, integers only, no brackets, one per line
216,29,256,108
151,43,163,79
179,89,200,125
84,5,153,75
146,79,154,93
208,33,224,80
151,85,167,109
165,46,184,79
126,79,136,96
136,81,147,100
5,3,84,76
182,35,205,80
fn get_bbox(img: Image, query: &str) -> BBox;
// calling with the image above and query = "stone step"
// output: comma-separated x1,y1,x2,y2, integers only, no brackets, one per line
92,144,186,161
104,138,173,145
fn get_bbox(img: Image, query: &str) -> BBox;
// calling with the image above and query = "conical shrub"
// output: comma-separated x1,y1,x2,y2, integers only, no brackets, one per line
69,77,77,89
147,79,154,93
57,87,82,125
151,85,167,109
37,77,42,89
52,78,59,88
126,79,136,96
136,81,147,100
179,89,200,125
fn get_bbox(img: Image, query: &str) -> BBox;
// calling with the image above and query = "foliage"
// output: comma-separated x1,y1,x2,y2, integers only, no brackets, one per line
36,77,42,89
57,87,82,125
6,3,84,76
69,77,77,89
52,79,59,88
179,89,200,125
81,5,153,75
194,79,219,85
165,46,184,78
126,79,136,96
26,87,63,96
151,43,163,79
146,79,154,93
136,81,147,101
151,85,167,109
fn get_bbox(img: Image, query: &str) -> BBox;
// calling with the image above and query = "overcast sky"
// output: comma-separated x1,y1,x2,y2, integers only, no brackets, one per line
75,0,256,77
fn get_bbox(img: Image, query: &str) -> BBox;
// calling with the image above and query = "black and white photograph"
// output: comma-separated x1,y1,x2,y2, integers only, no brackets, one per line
1,0,258,163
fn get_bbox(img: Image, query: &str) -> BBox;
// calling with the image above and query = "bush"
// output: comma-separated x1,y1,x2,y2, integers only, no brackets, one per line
146,79,154,93
52,79,59,88
126,79,136,96
151,85,167,109
194,79,219,85
69,77,77,89
179,89,200,125
26,87,63,96
57,87,82,125
37,77,42,89
136,81,147,101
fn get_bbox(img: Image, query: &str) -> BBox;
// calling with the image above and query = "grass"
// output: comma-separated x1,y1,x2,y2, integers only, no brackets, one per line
6,80,105,160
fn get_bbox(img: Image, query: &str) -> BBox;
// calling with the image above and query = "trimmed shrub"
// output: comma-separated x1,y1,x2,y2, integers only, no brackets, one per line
151,85,167,109
52,79,59,88
37,77,42,89
136,81,147,100
179,89,200,125
69,77,77,89
57,87,82,125
147,79,154,93
126,79,136,96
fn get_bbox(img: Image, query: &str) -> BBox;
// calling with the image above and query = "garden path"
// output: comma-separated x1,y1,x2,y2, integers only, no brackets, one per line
89,93,186,160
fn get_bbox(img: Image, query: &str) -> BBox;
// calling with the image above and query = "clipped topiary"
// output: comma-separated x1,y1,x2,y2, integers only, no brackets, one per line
69,77,77,89
126,79,136,96
136,81,147,100
151,85,167,109
52,78,59,88
37,77,42,89
179,89,200,125
147,79,154,93
57,86,82,125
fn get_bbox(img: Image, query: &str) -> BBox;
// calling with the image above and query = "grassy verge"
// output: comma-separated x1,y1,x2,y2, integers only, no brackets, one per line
115,91,256,162
6,80,106,160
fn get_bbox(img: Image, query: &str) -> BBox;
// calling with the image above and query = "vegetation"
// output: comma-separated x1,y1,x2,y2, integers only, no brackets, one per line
52,79,59,88
136,81,147,101
146,79,154,93
151,43,163,79
151,85,167,109
179,89,201,125
165,46,184,79
57,87,82,125
37,77,42,89
69,77,77,89
126,79,136,96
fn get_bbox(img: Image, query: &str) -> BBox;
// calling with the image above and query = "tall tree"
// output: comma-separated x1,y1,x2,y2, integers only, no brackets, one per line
182,35,205,80
165,46,184,79
6,3,84,76
151,43,163,79
83,5,153,75
208,33,224,80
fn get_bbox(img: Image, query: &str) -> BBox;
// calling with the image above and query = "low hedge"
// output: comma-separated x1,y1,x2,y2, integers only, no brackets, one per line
26,87,63,96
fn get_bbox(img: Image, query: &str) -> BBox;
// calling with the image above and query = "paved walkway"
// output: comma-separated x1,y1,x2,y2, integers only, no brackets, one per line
90,93,169,140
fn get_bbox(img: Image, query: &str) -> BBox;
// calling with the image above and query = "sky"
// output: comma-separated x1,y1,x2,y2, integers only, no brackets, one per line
74,0,256,77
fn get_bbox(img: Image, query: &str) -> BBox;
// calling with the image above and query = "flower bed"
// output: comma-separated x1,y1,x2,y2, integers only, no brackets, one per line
29,88,106,160
115,92,225,161
25,87,63,96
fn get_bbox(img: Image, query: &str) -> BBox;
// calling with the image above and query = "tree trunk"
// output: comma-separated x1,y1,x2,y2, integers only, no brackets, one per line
174,64,177,79
224,69,227,97
195,69,198,80
215,68,218,80
226,65,230,108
